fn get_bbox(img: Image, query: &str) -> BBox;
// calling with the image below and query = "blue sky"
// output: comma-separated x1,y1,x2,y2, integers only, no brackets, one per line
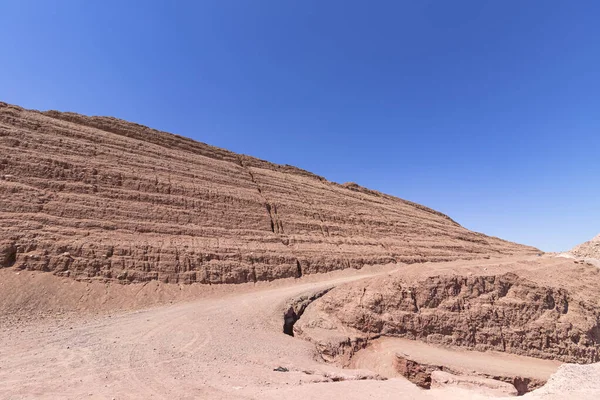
1,1,598,251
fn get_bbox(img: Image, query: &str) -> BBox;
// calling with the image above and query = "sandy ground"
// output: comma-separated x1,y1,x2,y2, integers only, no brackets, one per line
555,253,600,268
1,259,599,399
523,362,600,400
0,266,409,400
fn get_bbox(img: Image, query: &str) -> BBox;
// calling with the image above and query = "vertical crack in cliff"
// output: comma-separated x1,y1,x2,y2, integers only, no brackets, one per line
410,287,420,313
264,203,275,233
272,204,284,234
237,155,277,234
236,156,304,279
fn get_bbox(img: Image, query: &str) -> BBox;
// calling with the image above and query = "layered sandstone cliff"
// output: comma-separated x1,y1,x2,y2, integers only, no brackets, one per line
0,102,536,284
295,257,600,364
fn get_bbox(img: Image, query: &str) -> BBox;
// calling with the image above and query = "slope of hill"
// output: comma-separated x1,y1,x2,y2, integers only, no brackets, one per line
0,102,537,284
567,234,600,260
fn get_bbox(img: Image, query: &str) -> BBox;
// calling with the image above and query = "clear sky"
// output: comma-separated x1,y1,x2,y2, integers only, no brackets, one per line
1,1,598,251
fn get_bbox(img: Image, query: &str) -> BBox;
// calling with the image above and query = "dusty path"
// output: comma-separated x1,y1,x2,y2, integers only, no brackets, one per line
0,262,597,400
0,268,400,399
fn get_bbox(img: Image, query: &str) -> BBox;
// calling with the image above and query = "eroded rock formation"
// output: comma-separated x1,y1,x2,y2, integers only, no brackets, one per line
395,355,536,395
0,102,537,283
295,258,600,364
568,234,600,260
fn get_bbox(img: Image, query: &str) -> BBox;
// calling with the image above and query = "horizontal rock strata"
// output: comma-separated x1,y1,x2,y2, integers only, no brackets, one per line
1,102,536,283
295,259,600,363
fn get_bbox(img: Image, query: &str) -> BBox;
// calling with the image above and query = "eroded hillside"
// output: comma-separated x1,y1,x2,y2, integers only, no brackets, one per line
568,234,600,260
295,257,600,365
0,102,537,284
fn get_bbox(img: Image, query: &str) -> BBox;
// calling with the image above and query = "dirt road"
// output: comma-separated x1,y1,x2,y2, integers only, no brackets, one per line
0,263,597,400
0,269,402,399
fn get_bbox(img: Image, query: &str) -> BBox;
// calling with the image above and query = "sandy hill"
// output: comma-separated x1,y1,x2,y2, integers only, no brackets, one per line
567,234,600,260
0,102,537,284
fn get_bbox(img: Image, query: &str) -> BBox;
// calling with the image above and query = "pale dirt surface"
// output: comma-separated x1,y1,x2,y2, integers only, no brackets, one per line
0,263,399,327
0,267,392,400
0,264,502,400
1,259,598,400
522,362,600,399
350,337,561,381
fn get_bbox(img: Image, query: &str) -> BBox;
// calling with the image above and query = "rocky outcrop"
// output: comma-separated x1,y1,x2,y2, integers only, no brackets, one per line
0,240,17,267
394,353,439,389
0,102,537,284
395,354,535,395
295,259,600,364
568,234,600,260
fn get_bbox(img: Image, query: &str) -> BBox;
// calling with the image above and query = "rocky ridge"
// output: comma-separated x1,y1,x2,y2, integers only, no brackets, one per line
295,257,600,364
0,102,537,284
567,234,600,260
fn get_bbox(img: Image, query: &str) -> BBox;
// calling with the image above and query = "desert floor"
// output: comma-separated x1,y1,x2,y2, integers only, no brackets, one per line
1,257,598,400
